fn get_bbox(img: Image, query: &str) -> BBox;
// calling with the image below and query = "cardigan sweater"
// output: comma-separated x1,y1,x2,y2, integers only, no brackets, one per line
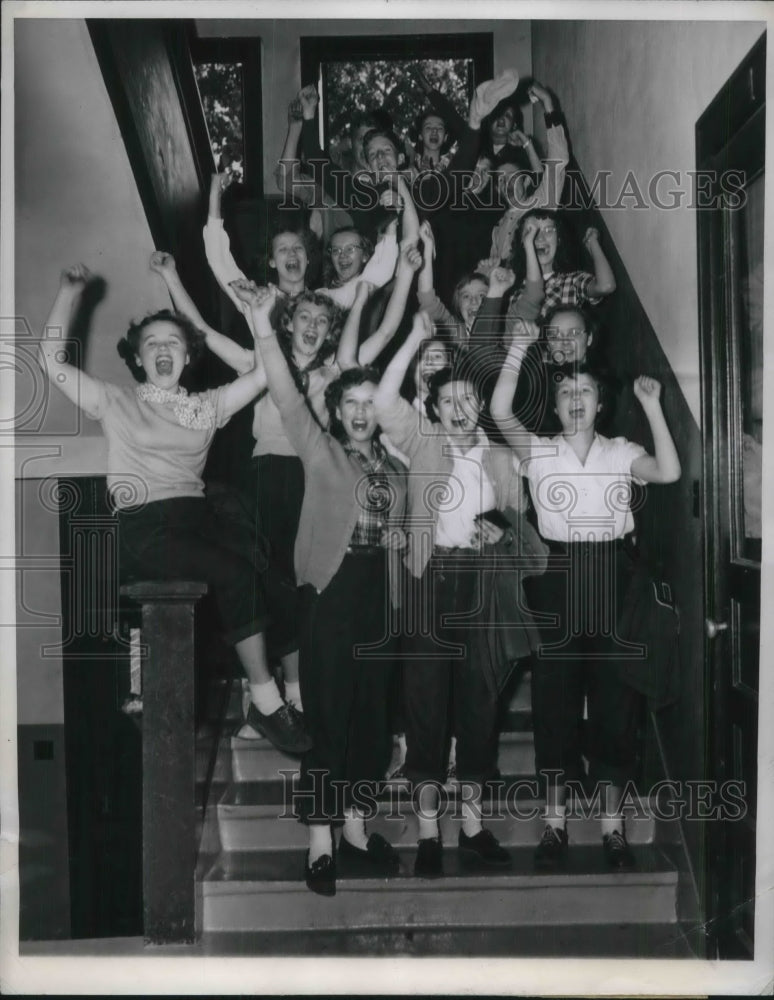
259,332,407,597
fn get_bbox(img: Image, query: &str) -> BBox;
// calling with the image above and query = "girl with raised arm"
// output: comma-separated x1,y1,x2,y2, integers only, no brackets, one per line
491,323,681,871
38,262,311,755
375,312,546,878
239,280,408,897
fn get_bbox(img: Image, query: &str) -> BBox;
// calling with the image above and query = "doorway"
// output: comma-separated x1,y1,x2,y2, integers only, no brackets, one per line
696,32,765,959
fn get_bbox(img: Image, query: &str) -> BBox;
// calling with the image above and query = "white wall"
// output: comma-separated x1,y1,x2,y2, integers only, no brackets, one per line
195,18,532,193
532,19,766,425
15,18,169,448
14,18,169,722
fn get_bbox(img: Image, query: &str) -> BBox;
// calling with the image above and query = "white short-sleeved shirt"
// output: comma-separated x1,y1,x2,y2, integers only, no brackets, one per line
435,431,496,549
521,432,647,543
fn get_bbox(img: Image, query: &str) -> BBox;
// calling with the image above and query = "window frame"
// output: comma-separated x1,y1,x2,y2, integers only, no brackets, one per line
299,32,494,153
188,32,264,196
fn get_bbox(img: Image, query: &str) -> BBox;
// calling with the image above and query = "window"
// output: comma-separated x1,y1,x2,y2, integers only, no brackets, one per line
300,34,494,165
190,35,263,194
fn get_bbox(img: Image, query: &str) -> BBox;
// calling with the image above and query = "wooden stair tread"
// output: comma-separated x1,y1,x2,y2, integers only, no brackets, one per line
202,844,677,886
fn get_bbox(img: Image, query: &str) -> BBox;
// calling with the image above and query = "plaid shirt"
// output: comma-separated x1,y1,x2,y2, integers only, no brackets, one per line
344,439,393,547
507,269,602,327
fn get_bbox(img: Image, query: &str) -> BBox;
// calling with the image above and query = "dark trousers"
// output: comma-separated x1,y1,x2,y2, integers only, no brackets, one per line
402,553,499,787
529,540,642,791
252,455,305,658
117,497,265,645
297,551,394,824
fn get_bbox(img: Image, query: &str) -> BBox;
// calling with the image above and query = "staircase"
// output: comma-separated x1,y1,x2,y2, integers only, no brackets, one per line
192,673,695,958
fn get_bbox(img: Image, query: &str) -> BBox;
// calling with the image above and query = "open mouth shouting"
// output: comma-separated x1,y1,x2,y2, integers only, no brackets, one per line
155,357,173,376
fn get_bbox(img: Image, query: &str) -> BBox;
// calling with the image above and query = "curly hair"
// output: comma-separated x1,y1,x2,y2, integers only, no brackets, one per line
322,227,375,288
324,365,381,442
116,310,206,383
274,292,345,398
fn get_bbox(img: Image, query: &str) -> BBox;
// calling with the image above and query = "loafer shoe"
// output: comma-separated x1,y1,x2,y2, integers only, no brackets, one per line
603,829,635,871
237,701,312,755
305,850,336,896
414,837,443,878
458,828,512,869
339,833,400,873
534,824,569,871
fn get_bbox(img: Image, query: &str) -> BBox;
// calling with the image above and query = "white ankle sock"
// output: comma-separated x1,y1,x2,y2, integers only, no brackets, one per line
418,814,439,840
249,679,283,717
600,816,623,836
284,680,303,713
544,805,566,830
461,798,483,838
342,807,369,850
308,824,333,864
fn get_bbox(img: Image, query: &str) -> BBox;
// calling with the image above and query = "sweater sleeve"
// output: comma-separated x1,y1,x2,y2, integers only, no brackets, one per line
360,228,399,287
525,122,570,211
375,394,426,458
505,279,544,325
416,289,463,338
468,295,505,343
258,333,326,463
202,217,256,338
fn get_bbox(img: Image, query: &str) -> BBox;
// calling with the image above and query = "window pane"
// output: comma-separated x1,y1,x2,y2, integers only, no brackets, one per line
323,58,473,168
193,61,245,183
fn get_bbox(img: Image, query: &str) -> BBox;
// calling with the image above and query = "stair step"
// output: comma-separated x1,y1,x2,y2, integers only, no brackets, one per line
228,730,535,783
199,921,695,957
201,845,677,932
214,786,656,852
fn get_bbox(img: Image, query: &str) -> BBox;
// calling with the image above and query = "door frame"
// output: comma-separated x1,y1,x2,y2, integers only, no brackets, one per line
696,32,766,959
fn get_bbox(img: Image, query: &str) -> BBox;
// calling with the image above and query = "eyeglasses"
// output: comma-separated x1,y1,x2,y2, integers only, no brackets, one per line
329,244,363,258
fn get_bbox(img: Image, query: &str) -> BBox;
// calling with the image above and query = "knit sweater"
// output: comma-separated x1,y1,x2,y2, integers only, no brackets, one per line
258,332,407,596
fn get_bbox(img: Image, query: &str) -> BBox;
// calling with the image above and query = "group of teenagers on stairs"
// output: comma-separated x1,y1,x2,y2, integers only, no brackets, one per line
38,64,681,898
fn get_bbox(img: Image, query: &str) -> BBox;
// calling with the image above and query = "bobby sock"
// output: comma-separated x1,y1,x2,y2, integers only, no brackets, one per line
418,814,440,840
600,816,623,837
342,807,369,850
284,680,303,713
308,824,333,865
416,784,440,840
461,798,483,838
544,804,566,831
249,679,283,717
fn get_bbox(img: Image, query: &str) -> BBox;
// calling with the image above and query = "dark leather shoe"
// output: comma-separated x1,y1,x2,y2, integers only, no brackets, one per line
458,828,512,869
414,837,443,878
339,832,400,873
305,850,336,896
534,824,569,870
238,701,312,755
602,829,635,871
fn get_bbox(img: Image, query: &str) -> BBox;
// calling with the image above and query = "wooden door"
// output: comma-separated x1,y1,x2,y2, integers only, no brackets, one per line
697,34,765,959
